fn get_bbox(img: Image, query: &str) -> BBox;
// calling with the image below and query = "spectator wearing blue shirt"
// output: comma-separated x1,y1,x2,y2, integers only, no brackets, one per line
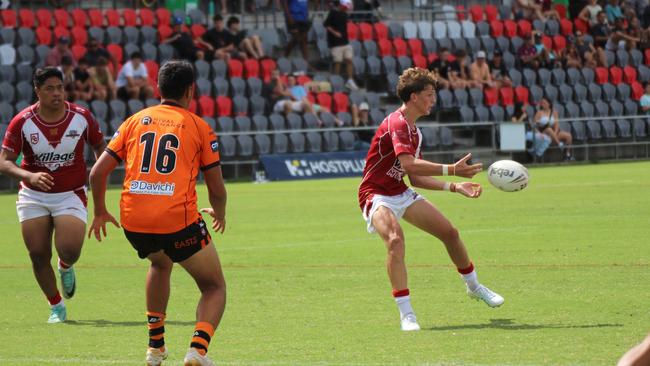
640,83,650,115
282,0,311,59
605,0,624,23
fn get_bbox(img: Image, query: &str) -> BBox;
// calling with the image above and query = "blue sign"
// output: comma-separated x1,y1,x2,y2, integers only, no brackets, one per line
260,151,367,181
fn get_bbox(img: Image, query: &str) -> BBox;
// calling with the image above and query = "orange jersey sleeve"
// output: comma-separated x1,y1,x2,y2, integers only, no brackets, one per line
106,103,220,234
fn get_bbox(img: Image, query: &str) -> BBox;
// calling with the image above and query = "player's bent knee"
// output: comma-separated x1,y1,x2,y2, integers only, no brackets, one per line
29,250,52,267
439,225,460,244
386,235,405,259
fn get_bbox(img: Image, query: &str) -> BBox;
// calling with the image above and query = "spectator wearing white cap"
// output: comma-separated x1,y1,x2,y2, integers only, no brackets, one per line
324,0,360,90
353,102,374,150
469,51,495,90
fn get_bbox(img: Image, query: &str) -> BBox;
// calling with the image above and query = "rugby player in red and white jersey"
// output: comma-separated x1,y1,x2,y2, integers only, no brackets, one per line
0,67,105,323
358,68,504,331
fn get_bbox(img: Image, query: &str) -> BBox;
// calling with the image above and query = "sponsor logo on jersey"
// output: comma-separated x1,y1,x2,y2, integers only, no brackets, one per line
35,151,76,163
129,180,175,196
65,130,80,138
386,159,404,181
141,116,152,125
30,133,39,144
112,131,120,139
210,140,219,152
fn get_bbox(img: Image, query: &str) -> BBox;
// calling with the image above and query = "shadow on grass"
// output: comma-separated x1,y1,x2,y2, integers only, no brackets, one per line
426,318,623,331
65,319,196,327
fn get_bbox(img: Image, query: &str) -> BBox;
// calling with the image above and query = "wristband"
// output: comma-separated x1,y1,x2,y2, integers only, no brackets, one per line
442,165,448,176
450,182,457,192
443,182,451,191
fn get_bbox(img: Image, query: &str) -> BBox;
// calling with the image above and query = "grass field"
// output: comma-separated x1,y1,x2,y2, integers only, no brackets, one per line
0,161,649,365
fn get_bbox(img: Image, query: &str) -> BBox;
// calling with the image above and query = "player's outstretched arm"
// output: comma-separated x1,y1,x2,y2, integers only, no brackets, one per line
409,175,482,198
201,166,227,233
88,152,120,242
398,153,482,178
0,149,54,191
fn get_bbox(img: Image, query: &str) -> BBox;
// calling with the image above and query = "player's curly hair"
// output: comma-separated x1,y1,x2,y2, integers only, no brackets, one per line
396,68,438,103
158,60,195,100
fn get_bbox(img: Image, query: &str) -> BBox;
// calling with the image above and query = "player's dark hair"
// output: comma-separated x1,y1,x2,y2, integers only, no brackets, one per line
130,51,143,60
396,68,437,103
213,14,223,22
33,67,64,88
227,16,239,27
158,60,195,100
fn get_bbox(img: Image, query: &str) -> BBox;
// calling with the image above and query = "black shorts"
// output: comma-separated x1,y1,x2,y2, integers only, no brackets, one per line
124,217,212,263
287,20,311,34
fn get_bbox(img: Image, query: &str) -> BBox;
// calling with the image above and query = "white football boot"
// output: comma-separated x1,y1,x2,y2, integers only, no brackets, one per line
146,347,168,366
184,348,215,366
400,313,421,331
468,285,504,307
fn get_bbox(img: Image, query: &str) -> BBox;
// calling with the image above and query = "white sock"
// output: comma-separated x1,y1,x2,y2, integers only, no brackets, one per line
395,295,415,318
461,270,480,292
50,299,64,308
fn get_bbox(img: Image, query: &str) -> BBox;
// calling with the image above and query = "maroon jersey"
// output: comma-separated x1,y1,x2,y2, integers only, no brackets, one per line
358,109,422,211
2,102,104,193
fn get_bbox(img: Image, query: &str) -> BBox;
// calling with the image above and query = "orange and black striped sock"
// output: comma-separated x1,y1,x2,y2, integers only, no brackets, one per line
147,311,166,351
190,321,215,356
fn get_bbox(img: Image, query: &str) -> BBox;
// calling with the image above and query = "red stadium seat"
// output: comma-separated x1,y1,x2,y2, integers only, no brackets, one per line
18,9,34,28
228,59,244,78
260,58,277,82
122,8,137,27
358,22,373,41
347,21,358,41
53,9,69,28
158,25,173,42
216,96,232,116
151,78,160,98
71,45,86,61
456,5,465,21
191,24,206,38
307,92,315,104
552,35,566,53
559,19,573,36
503,20,517,38
427,53,438,63
484,87,499,106
413,54,427,68
378,39,393,56
645,49,650,66
53,26,70,40
106,9,120,27
499,87,515,106
144,60,159,83
139,8,155,26
485,4,498,22
374,22,389,40
316,93,332,112
515,86,529,105
156,8,172,27
541,35,552,51
609,66,623,85
555,4,567,19
88,9,103,27
35,27,52,45
469,5,483,22
107,43,123,63
2,9,17,28
188,99,198,114
198,96,215,117
71,9,86,28
297,75,312,85
574,18,589,34
407,38,423,57
71,27,87,46
631,81,643,101
244,59,260,79
332,92,349,113
517,19,532,38
595,67,608,84
623,65,637,84
393,38,408,57
490,20,503,38
36,9,52,28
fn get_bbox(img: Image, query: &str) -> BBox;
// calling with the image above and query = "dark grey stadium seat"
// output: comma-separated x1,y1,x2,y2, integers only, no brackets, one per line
140,26,157,44
252,115,268,130
232,96,248,116
573,84,587,103
196,78,212,96
566,68,581,86
601,120,616,139
440,126,453,148
630,49,643,67
489,105,505,122
88,27,105,44
633,119,647,138
247,77,262,96
235,116,252,132
523,68,537,87
453,88,469,107
468,88,483,107
366,56,381,76
617,84,630,101
616,49,629,67
289,132,306,153
211,60,227,79
0,82,16,103
124,26,139,45
203,117,217,130
616,119,632,139
538,69,551,86
580,101,594,117
363,40,378,58
292,58,308,74
370,108,384,125
323,131,339,152
237,135,254,157
0,102,13,123
581,68,595,84
387,73,398,96
588,83,602,102
254,134,271,154
213,77,229,96
273,133,289,153
195,60,210,80
249,95,266,116
382,56,396,75
558,84,573,104
158,44,174,62
306,131,322,152
586,121,602,140
142,43,157,61
336,112,352,126
474,105,489,122
459,106,474,123
16,45,34,65
529,85,543,105
624,99,638,115
286,112,302,130
329,75,345,93
230,78,246,96
571,121,587,141
303,113,320,129
0,65,14,83
219,135,236,158
352,57,366,76
269,113,285,130
437,89,454,110
594,103,608,117
601,83,616,102
127,99,144,115
544,85,558,103
338,130,356,151
17,28,35,46
91,100,109,123
276,57,292,74
609,100,623,116
419,126,438,149
320,111,337,128
0,28,16,45
508,69,522,87
217,116,235,132
106,26,123,44
109,99,126,121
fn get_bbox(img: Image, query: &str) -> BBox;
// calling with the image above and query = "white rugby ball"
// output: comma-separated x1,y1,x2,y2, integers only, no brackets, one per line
487,160,529,192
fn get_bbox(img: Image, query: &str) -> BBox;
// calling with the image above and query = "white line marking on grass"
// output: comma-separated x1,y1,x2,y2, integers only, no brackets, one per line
532,179,637,188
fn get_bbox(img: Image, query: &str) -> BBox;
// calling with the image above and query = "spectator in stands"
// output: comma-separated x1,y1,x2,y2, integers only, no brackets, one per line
518,35,542,70
579,0,603,27
282,0,311,60
115,52,153,101
324,0,359,91
73,58,94,102
89,57,117,101
470,51,496,90
533,31,560,69
427,48,453,89
488,50,513,88
640,83,650,114
269,71,317,116
199,14,237,62
59,56,77,101
605,0,625,23
574,30,605,67
609,17,640,50
592,11,612,50
564,42,584,68
45,36,76,68
513,0,558,22
226,16,265,60
353,102,374,150
352,0,387,21
450,49,480,89
163,16,205,61
534,97,573,160
84,37,118,71
512,102,551,160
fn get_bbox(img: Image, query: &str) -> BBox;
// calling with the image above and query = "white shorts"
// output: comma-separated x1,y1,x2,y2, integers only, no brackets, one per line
331,44,354,63
16,186,88,224
362,188,425,233
273,100,304,113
